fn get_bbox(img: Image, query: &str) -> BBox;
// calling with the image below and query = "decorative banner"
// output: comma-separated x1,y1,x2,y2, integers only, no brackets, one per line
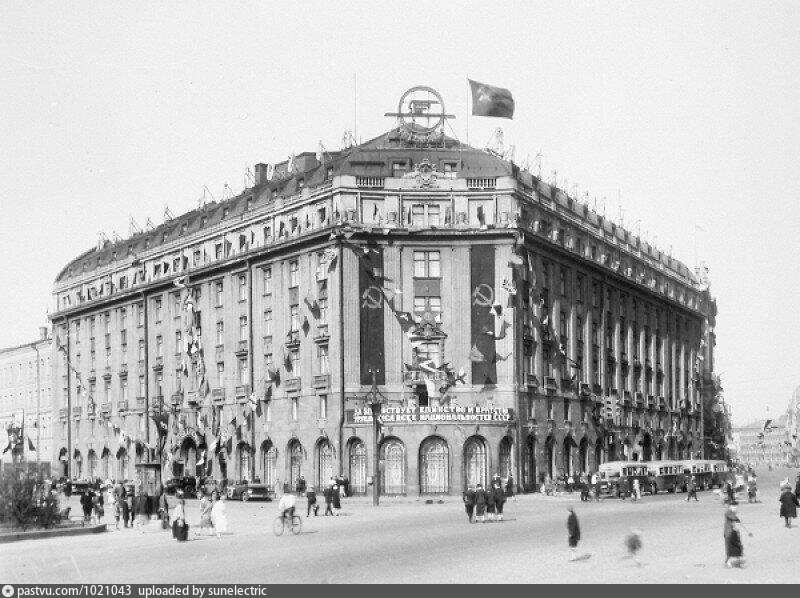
359,246,385,384
346,404,514,425
471,245,497,384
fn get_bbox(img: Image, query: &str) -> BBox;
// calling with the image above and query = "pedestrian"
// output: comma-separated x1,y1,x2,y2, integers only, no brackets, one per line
725,480,736,505
323,484,333,516
491,472,502,489
567,474,574,493
80,489,94,522
579,473,588,501
92,489,104,523
171,497,189,542
687,476,698,502
505,475,516,502
296,475,307,496
726,520,744,568
747,475,758,503
463,484,476,523
493,481,506,522
632,478,641,502
795,474,800,501
306,485,319,517
593,472,601,502
125,486,134,527
210,490,227,539
133,488,148,532
779,482,799,528
567,507,580,562
723,504,741,566
625,529,643,566
197,491,214,536
619,477,628,500
474,483,488,523
486,482,496,521
158,488,170,530
332,483,342,515
64,479,72,498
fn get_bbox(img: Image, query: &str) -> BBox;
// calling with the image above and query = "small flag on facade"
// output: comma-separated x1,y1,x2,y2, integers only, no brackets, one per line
468,79,515,119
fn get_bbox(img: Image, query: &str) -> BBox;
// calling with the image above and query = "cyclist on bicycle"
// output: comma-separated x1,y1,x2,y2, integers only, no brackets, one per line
278,490,296,521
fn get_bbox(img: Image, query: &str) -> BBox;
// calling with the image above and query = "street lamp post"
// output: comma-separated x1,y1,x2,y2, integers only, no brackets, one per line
364,368,385,507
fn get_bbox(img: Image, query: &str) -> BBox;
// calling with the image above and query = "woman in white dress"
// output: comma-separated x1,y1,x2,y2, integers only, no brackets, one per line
210,490,227,539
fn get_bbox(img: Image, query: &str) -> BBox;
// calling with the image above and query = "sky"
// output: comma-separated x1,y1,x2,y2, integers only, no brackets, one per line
1,1,798,426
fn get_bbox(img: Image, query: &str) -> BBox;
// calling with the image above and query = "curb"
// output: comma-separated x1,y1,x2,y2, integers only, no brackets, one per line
0,523,107,543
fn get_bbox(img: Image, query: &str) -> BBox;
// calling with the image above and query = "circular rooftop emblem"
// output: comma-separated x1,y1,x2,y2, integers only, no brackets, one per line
396,86,446,133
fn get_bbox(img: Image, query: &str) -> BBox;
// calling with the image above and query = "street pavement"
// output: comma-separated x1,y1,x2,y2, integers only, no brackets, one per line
1,466,798,584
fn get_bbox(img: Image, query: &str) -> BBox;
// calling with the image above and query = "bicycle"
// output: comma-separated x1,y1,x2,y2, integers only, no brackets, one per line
272,513,302,536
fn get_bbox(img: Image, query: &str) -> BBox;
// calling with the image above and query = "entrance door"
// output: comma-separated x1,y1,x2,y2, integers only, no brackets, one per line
381,439,405,494
524,435,537,489
420,437,449,493
317,440,334,488
642,434,653,461
288,441,303,487
349,440,367,494
463,437,487,489
499,437,513,480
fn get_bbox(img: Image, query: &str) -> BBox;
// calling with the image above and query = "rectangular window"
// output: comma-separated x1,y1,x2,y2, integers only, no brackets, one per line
104,313,110,334
175,331,182,353
263,267,272,294
173,294,181,314
239,316,248,341
216,362,224,387
290,305,300,332
120,329,127,347
121,378,128,402
318,344,329,374
559,269,567,297
289,260,299,287
155,373,163,397
120,308,127,329
155,335,163,357
560,311,568,338
416,341,441,367
264,310,272,336
215,281,224,307
239,358,248,385
104,379,110,400
428,204,441,226
319,394,327,419
137,303,144,327
138,340,145,361
215,243,223,260
154,298,162,322
576,275,584,303
392,161,408,176
291,397,299,421
216,321,224,346
318,298,328,324
413,296,442,320
413,250,441,278
411,204,425,227
193,249,201,265
238,274,247,301
592,283,600,308
138,376,145,398
290,349,300,372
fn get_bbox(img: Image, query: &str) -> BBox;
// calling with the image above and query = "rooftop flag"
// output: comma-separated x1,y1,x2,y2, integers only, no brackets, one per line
468,79,515,119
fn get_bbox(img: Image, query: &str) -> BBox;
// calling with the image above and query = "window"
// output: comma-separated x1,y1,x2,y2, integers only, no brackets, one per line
216,362,224,387
155,373,163,397
138,340,145,361
75,321,81,343
138,376,145,398
291,397,299,421
290,349,300,372
238,275,247,301
262,267,272,294
155,335,163,357
264,310,272,336
442,161,458,173
137,303,144,327
104,379,110,400
173,294,181,314
215,281,224,307
413,251,441,278
392,161,408,176
239,316,248,341
318,344,329,374
559,269,567,297
416,341,441,367
428,204,441,226
290,305,300,332
215,243,223,260
413,296,442,320
592,282,600,308
319,395,327,419
154,298,162,322
121,378,128,402
560,311,568,338
412,204,425,226
216,321,224,346
175,331,182,354
288,261,299,287
318,298,328,324
193,249,201,265
239,358,248,385
576,275,585,303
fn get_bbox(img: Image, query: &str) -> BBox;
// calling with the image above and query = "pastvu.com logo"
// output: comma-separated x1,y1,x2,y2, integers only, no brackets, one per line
2,585,15,597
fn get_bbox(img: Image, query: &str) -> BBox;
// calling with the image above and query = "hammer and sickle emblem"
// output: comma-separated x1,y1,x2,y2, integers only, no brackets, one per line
361,286,383,309
472,283,494,307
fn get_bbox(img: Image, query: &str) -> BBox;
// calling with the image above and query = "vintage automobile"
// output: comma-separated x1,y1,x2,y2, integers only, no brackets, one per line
597,461,652,497
226,479,275,501
193,476,221,498
164,476,197,496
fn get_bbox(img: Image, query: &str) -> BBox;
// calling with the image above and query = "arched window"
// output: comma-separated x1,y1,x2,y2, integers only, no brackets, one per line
595,437,605,468
317,440,334,488
288,440,303,487
180,437,197,477
380,438,405,495
74,451,83,479
419,437,449,493
101,448,110,480
348,440,367,494
579,437,589,474
523,435,537,489
116,448,128,481
262,441,277,488
563,437,574,476
87,450,98,480
499,437,513,480
463,436,487,489
545,436,556,480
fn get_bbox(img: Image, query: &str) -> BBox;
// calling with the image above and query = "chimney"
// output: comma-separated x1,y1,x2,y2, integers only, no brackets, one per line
254,163,269,185
39,326,49,341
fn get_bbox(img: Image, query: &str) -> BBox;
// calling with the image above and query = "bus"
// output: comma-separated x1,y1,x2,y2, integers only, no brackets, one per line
681,460,713,490
646,461,686,494
708,460,732,489
598,461,651,497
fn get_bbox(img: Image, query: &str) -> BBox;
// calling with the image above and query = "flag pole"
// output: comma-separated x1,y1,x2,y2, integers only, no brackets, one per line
466,77,470,146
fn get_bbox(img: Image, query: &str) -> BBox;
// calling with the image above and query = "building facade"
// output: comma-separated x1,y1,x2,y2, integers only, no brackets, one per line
788,386,800,466
49,88,717,494
0,328,54,475
732,416,791,466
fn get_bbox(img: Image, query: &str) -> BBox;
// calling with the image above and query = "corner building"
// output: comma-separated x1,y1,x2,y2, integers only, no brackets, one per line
50,97,717,495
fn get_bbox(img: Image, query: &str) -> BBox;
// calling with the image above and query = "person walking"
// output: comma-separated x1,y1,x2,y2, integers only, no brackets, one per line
794,474,800,502
486,482,496,522
625,529,643,566
158,488,170,530
505,475,516,502
331,483,342,515
296,476,307,496
80,489,94,522
593,472,601,502
619,477,629,501
493,481,506,522
210,490,227,539
197,492,214,536
632,478,641,502
579,473,588,502
567,507,581,562
171,497,188,542
779,482,799,528
323,484,333,516
125,486,134,528
723,504,741,566
133,488,148,532
306,485,318,517
474,483,488,523
747,475,758,503
726,520,744,568
463,484,476,523
687,476,698,502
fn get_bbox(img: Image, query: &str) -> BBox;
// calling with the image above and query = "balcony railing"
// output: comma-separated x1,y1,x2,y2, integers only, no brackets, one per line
59,408,68,420
72,406,83,418
138,396,148,410
152,356,164,370
313,374,331,389
284,378,302,392
285,330,301,348
235,384,251,398
186,391,198,406
100,402,111,414
525,373,539,389
544,377,557,391
211,388,225,404
314,324,329,340
171,392,182,406
235,340,249,356
103,366,112,379
119,363,128,376
88,369,97,381
117,400,129,412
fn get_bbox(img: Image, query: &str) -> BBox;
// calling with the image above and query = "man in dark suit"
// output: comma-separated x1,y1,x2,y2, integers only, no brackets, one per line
323,484,333,516
462,485,476,523
306,486,318,516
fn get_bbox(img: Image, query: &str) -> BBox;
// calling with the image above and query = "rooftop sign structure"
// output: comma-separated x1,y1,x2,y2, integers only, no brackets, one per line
385,86,455,146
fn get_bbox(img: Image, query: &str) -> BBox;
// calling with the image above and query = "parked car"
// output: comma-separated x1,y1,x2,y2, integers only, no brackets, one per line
194,476,220,498
164,476,197,497
226,480,275,501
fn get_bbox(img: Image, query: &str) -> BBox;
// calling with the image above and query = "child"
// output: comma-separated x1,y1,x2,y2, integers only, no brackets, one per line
567,507,580,561
625,529,643,566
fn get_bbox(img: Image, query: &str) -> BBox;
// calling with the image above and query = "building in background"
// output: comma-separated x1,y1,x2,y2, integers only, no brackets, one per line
732,416,791,466
785,386,800,466
0,327,54,476
48,87,718,494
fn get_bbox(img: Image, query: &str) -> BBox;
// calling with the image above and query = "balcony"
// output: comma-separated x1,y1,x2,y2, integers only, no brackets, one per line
647,395,655,409
59,408,68,420
284,377,302,392
544,377,557,391
216,345,225,363
561,377,573,391
635,391,644,406
235,384,251,398
102,366,112,380
525,373,539,389
119,363,128,377
137,396,148,410
314,324,330,341
235,340,249,356
211,388,225,404
171,392,183,406
151,356,164,371
313,374,331,389
186,391,198,406
72,405,83,418
88,369,97,381
117,400,129,412
100,402,111,415
285,330,301,348
86,403,96,418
